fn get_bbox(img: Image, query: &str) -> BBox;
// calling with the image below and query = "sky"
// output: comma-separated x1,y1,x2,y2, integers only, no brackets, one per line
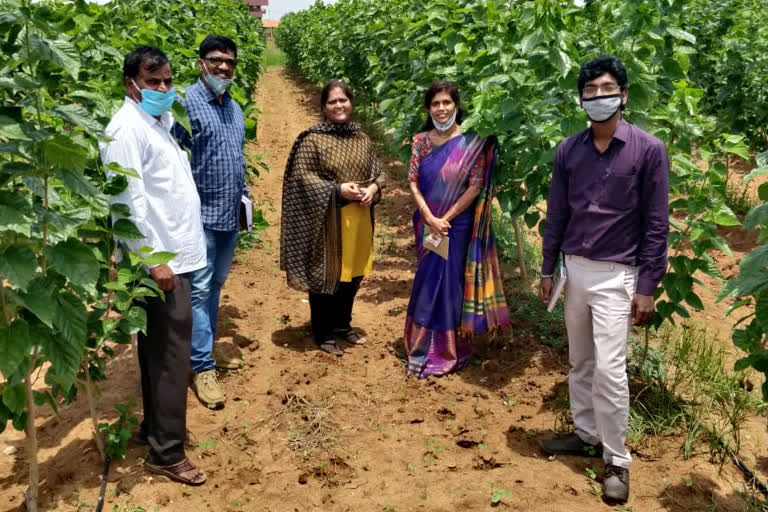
264,0,336,20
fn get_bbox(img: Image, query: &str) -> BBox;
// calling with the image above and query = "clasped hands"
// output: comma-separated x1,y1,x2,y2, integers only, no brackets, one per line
340,182,379,207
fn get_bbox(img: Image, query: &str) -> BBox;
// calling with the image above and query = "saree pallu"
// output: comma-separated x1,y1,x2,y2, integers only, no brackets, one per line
404,133,509,378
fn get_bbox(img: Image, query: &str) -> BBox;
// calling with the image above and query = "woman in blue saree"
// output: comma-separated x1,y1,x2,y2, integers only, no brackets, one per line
404,81,510,378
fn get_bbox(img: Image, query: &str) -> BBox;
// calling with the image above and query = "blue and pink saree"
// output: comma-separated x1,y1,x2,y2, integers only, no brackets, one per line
404,133,510,378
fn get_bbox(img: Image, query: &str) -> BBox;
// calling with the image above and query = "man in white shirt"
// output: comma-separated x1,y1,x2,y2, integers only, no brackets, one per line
99,46,207,486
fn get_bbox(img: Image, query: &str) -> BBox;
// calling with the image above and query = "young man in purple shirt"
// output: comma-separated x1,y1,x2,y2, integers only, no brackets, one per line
538,55,669,503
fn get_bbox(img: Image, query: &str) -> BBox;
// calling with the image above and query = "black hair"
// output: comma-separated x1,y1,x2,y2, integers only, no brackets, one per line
123,46,169,79
577,55,628,96
320,80,354,108
199,34,237,59
421,81,464,132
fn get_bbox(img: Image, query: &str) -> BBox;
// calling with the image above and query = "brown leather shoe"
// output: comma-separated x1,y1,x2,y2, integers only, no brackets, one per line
145,457,206,486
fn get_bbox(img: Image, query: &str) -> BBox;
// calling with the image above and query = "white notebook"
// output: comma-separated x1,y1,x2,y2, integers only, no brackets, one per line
547,258,567,313
240,196,253,232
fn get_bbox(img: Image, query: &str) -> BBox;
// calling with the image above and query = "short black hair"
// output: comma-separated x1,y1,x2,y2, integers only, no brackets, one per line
199,35,237,59
123,46,169,79
421,81,464,132
577,55,628,96
320,80,354,108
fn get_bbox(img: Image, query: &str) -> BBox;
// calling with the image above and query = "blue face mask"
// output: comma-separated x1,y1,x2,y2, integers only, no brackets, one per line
203,63,233,97
132,79,176,117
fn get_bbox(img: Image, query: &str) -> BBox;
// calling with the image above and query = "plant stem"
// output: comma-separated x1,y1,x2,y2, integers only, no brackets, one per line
0,282,10,326
512,217,528,281
81,366,106,461
24,346,40,512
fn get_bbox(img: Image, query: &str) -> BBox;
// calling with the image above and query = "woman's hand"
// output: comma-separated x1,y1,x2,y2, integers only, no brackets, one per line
426,215,451,236
359,183,379,206
340,182,363,201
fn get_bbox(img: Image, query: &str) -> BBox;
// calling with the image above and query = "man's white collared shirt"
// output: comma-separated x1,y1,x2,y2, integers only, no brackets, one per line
100,97,206,275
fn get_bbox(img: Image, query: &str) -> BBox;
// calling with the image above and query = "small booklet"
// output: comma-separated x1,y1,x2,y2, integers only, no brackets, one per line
423,225,449,260
547,256,567,313
240,195,253,232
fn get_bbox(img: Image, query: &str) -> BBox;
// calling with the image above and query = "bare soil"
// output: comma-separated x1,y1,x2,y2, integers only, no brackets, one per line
2,67,767,512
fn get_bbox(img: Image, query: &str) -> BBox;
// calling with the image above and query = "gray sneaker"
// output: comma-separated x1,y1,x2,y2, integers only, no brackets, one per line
539,433,603,457
604,464,629,503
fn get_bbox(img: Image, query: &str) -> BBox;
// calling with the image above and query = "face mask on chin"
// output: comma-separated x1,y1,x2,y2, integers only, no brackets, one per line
431,110,457,132
581,93,622,123
203,62,233,96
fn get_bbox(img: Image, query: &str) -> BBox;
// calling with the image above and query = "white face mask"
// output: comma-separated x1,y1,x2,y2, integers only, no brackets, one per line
431,110,457,132
581,94,622,122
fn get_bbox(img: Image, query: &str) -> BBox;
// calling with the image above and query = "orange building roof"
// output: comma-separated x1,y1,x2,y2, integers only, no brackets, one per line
262,19,280,28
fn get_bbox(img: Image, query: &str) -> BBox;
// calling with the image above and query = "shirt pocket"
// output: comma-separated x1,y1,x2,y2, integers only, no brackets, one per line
602,169,639,212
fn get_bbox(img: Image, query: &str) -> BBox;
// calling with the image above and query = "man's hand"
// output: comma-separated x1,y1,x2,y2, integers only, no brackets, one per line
632,293,655,326
150,264,177,292
340,182,363,201
359,183,379,206
539,277,553,305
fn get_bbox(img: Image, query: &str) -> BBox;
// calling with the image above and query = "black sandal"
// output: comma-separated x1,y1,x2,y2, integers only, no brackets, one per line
318,341,344,356
334,328,367,345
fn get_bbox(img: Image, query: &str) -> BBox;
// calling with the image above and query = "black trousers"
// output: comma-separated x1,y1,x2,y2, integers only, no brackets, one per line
308,277,363,343
137,274,192,466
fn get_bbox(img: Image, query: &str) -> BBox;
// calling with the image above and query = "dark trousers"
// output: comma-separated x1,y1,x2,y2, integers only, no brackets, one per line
308,277,363,343
137,274,192,466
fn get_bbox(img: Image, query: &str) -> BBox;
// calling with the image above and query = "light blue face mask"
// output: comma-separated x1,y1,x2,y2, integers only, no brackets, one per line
203,63,233,97
132,79,176,117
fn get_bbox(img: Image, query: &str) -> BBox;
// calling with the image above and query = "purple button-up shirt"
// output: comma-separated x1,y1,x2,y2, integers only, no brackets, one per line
541,119,669,296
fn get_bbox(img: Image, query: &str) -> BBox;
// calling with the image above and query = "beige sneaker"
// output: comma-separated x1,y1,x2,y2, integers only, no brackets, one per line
212,344,244,370
192,370,225,409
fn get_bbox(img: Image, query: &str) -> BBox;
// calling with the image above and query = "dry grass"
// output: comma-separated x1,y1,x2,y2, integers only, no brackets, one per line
269,392,340,455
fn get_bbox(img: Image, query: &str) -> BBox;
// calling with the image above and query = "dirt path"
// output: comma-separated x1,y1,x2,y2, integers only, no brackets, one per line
0,67,763,512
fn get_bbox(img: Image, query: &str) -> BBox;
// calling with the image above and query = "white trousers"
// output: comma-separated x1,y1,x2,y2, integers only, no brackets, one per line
564,254,637,469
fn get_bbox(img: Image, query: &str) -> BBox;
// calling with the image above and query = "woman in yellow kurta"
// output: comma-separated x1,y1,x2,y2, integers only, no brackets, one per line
280,80,384,356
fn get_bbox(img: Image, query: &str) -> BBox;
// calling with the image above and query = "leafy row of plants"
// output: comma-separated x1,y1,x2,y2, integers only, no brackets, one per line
0,0,264,509
276,0,768,394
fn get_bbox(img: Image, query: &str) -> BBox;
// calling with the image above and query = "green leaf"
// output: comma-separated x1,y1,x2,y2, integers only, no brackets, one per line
252,209,269,231
110,203,132,217
0,115,32,141
745,202,768,231
55,168,109,214
744,166,768,184
666,27,696,44
112,218,145,240
30,35,80,80
51,104,105,137
105,162,140,179
713,204,741,227
44,238,100,294
523,211,539,229
39,135,89,171
141,251,177,266
44,293,88,390
171,101,192,136
0,320,32,379
118,306,147,335
0,245,37,292
0,190,34,236
9,278,57,327
685,292,704,310
2,383,25,415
